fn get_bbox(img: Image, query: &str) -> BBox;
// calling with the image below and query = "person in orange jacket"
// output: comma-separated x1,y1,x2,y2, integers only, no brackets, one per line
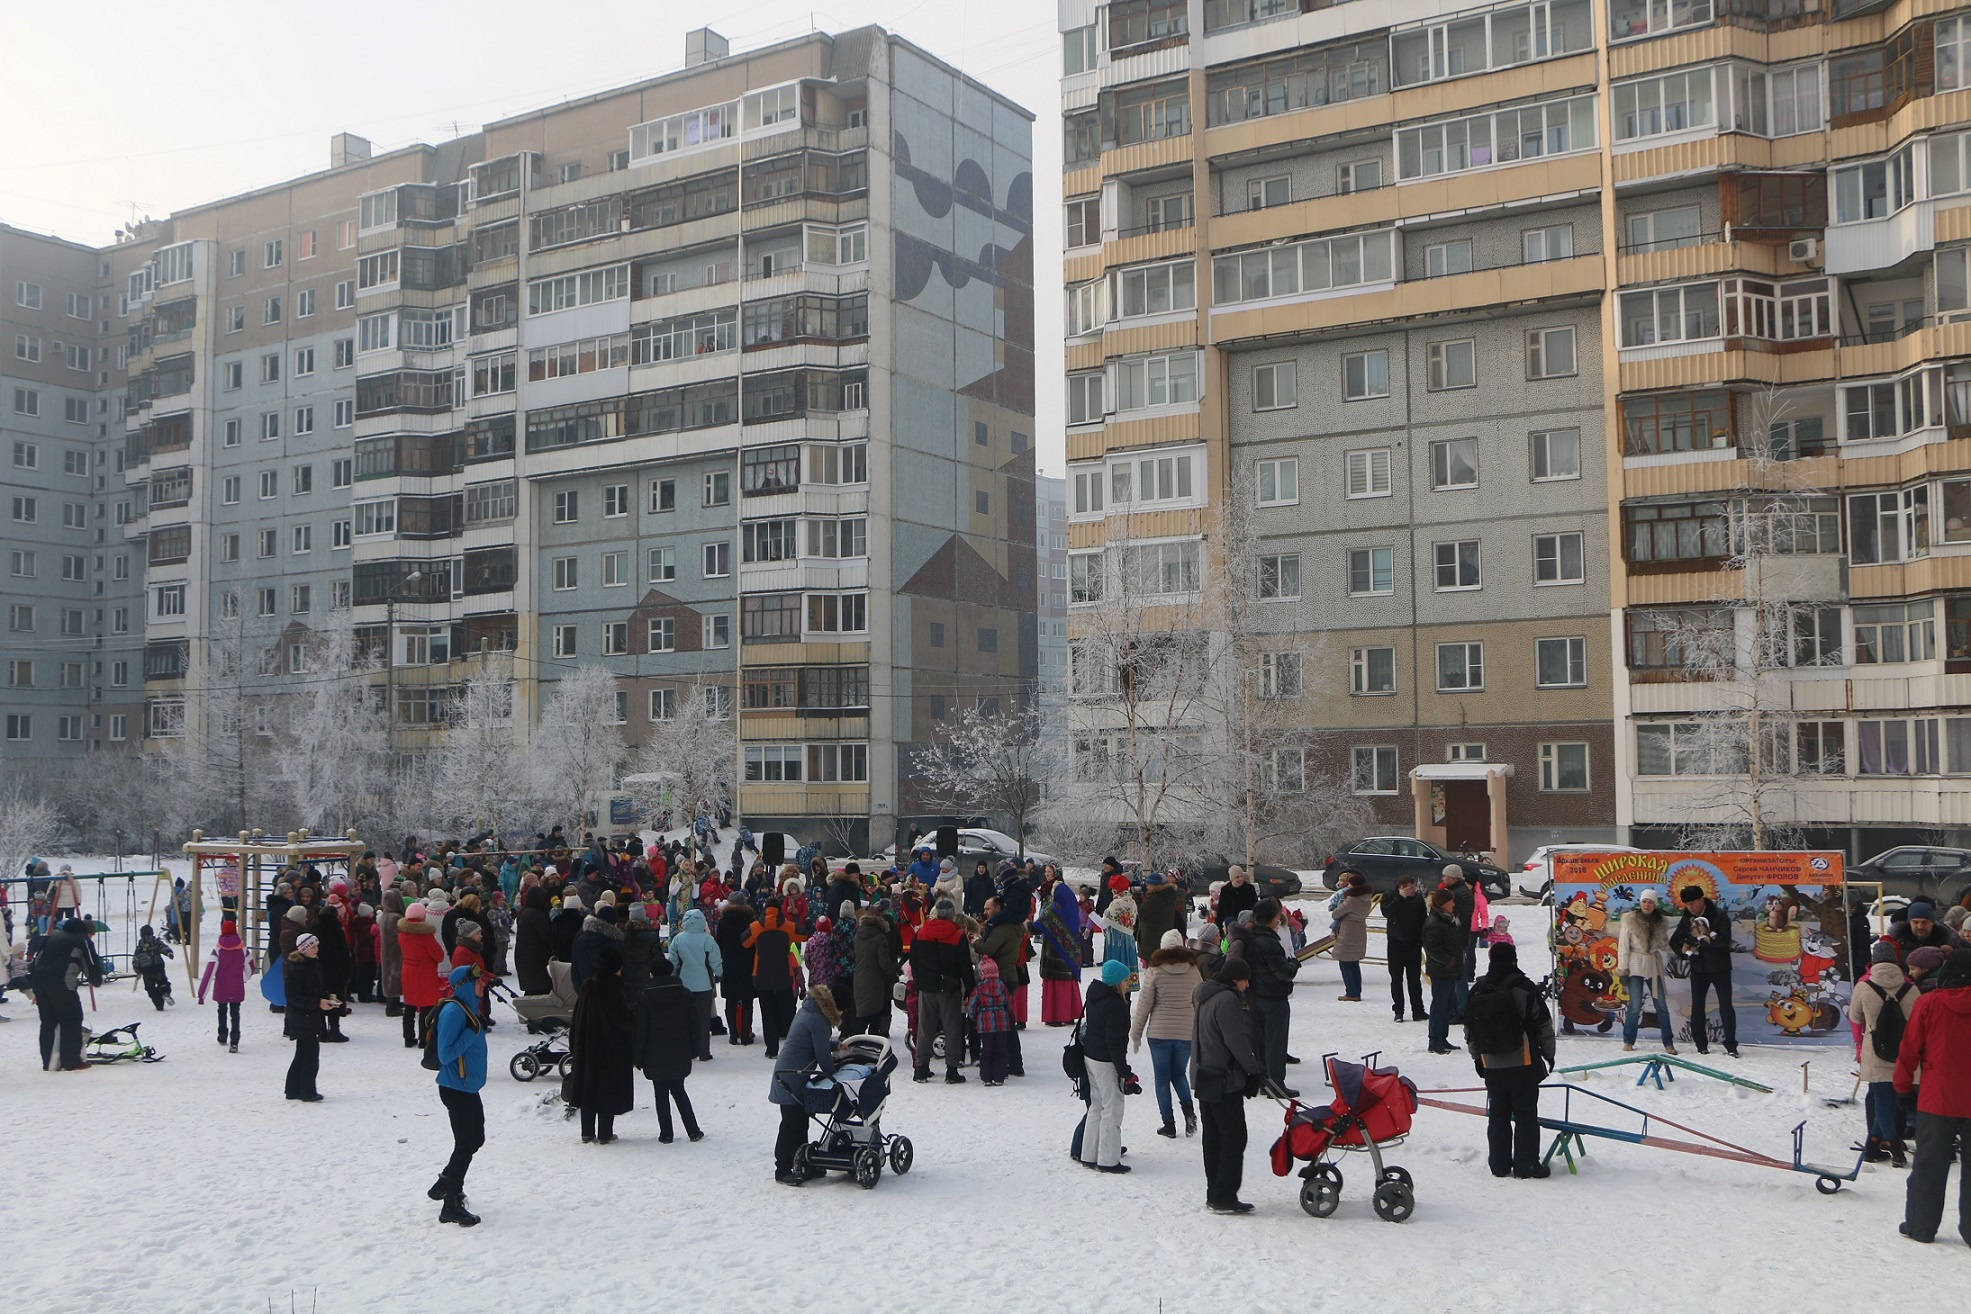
744,900,805,1058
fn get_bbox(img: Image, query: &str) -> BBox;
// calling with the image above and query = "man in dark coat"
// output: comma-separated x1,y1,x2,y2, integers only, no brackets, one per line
1232,899,1298,1096
824,863,864,919
1423,890,1468,1054
283,935,328,1101
570,906,625,992
30,918,101,1071
1094,857,1127,915
631,956,703,1142
566,946,635,1143
1135,873,1185,963
1191,958,1267,1212
619,904,661,993
514,887,554,995
909,899,973,1083
1671,884,1738,1056
1383,874,1428,1023
1464,942,1557,1179
550,894,585,962
715,895,757,1044
1216,866,1259,927
852,907,899,1038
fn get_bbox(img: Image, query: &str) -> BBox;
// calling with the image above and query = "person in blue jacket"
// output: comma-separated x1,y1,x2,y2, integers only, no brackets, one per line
907,847,941,888
431,963,488,1227
667,908,724,1062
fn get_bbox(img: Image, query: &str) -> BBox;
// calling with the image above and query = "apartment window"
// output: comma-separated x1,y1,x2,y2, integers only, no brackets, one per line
1854,600,1936,664
1526,326,1576,378
1427,339,1475,390
9,496,34,524
1118,259,1196,318
1614,69,1715,141
7,604,31,631
553,625,578,659
291,465,313,496
1349,546,1394,596
253,528,276,559
1397,94,1597,179
1619,283,1719,347
13,336,38,364
1069,553,1105,604
1144,193,1192,231
1436,642,1484,691
702,542,731,578
600,621,628,656
552,491,578,524
1068,372,1105,425
1536,636,1588,687
3,716,28,742
804,592,868,635
13,388,38,417
1338,160,1382,194
1211,230,1394,304
1795,721,1845,776
291,525,312,554
602,484,630,519
649,689,678,722
1116,351,1199,410
1344,448,1392,499
650,478,676,513
1529,428,1582,482
289,584,312,616
1256,553,1300,600
598,550,629,588
1260,651,1302,699
1343,350,1389,401
551,556,578,591
1534,531,1585,584
109,715,126,742
11,441,36,469
1255,458,1298,507
1848,488,1929,565
647,547,676,583
1425,239,1473,278
1857,718,1941,776
1252,362,1296,411
331,457,352,490
6,660,31,688
153,585,186,618
1539,742,1590,792
1351,646,1395,696
704,471,731,507
1430,438,1478,490
1065,196,1100,248
929,624,945,648
15,281,40,309
1434,540,1481,591
702,614,731,649
332,520,351,549
805,518,867,559
7,550,31,576
1833,149,1916,224
1841,373,1936,442
1353,746,1399,794
1523,225,1574,263
1247,176,1290,211
472,353,516,396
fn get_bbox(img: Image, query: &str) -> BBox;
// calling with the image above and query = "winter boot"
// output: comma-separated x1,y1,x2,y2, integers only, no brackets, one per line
1182,1101,1198,1137
439,1193,480,1227
1862,1137,1890,1164
428,1173,455,1201
386,1001,402,1018
1156,1118,1177,1139
228,1039,239,1054
1889,1139,1909,1169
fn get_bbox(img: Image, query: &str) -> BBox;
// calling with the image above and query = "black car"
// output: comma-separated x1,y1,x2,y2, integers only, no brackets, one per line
1180,857,1302,902
1322,837,1510,900
1850,846,1971,904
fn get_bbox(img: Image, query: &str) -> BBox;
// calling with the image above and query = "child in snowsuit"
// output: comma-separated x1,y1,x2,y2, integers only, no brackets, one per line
132,925,175,1010
968,957,1015,1085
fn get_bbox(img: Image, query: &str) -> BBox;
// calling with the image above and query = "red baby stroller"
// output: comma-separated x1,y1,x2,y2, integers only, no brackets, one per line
1270,1055,1418,1222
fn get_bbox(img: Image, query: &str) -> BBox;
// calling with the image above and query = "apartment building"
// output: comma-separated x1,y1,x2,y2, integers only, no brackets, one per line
1060,0,1971,863
1037,473,1071,706
3,25,1037,853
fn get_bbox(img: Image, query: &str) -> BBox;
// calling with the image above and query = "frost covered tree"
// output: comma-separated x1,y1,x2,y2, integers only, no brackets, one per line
628,683,735,839
280,609,389,835
529,664,627,838
0,770,61,906
423,654,527,846
916,702,1061,859
163,615,281,834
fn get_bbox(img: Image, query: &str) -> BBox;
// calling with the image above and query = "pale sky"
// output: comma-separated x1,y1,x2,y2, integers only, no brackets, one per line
0,0,1066,473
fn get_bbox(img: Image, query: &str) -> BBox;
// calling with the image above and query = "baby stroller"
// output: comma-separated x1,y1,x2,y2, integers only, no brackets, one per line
1270,1055,1418,1222
507,963,575,1081
84,1023,165,1065
775,1035,915,1189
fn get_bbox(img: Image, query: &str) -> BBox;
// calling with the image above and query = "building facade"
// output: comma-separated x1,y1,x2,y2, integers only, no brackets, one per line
2,26,1037,853
1037,472,1071,707
1060,0,1971,864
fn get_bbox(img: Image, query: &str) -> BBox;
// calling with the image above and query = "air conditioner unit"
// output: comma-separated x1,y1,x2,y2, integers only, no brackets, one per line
1788,238,1820,265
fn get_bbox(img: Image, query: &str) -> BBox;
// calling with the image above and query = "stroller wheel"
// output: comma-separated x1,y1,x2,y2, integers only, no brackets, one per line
929,1034,946,1062
1379,1166,1413,1190
793,1144,818,1181
510,1051,541,1082
1371,1180,1415,1223
1300,1164,1342,1219
888,1136,914,1176
854,1148,883,1190
557,1054,574,1080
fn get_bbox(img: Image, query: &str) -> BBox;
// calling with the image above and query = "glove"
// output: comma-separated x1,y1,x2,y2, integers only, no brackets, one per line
1243,1072,1266,1099
1122,1072,1142,1096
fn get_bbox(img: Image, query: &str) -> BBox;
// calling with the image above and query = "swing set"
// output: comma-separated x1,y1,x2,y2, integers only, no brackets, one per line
177,828,366,983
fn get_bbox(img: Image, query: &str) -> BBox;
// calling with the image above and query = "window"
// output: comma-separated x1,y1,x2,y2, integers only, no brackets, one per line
742,445,800,497
1338,160,1382,194
13,336,38,364
1125,541,1201,596
7,604,31,631
333,339,354,370
1113,450,1199,508
1534,636,1589,688
291,525,312,554
335,280,356,312
1070,552,1105,604
255,528,277,558
804,518,867,559
1210,230,1395,305
1117,259,1195,318
1111,79,1191,146
1857,718,1941,776
698,614,730,650
1345,448,1392,498
1063,24,1098,75
1247,175,1290,211
1349,546,1395,596
10,440,36,469
6,660,31,688
1425,239,1473,278
602,484,630,519
332,520,351,549
1430,438,1478,490
647,547,676,582
1854,600,1935,664
1833,148,1915,224
551,556,578,591
1256,553,1301,599
153,584,186,618
1255,458,1298,506
806,593,869,635
1071,467,1106,516
704,471,731,507
1436,642,1484,691
109,715,126,742
6,550,31,576
1066,196,1100,247
3,716,28,742
742,594,802,642
1260,651,1302,698
1623,500,1728,564
1343,350,1389,401
357,313,393,354
1397,94,1597,179
1351,646,1395,695
599,621,629,657
649,688,678,722
1252,362,1296,411
1434,540,1481,590
644,616,677,653
257,470,278,500
1614,69,1715,142
702,542,731,578
1619,283,1719,347
9,495,35,524
601,551,629,588
1534,532,1585,584
744,745,805,783
551,490,578,525
15,281,40,309
1526,326,1576,377
1848,488,1929,565
650,478,676,513
472,352,516,396
1068,372,1105,425
1539,742,1590,791
1522,225,1574,263
1144,193,1192,232
1841,372,1938,442
552,625,578,659
1353,746,1399,794
1116,351,1199,410
1427,339,1475,390
12,388,38,416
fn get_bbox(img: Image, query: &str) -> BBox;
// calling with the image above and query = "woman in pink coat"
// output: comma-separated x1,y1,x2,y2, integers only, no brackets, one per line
197,919,256,1052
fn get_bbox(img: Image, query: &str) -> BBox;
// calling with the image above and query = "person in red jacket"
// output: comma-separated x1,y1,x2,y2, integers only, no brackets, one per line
1893,947,1971,1245
397,902,450,1051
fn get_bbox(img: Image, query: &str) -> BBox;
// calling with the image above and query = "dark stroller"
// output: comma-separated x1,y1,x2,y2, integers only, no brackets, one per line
775,1035,914,1189
1270,1055,1418,1222
506,964,574,1081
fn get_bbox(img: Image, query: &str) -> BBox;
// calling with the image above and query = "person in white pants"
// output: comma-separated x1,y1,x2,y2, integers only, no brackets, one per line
1080,959,1135,1173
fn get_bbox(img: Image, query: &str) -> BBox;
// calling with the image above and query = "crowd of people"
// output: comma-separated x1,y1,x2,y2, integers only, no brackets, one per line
9,834,1971,1244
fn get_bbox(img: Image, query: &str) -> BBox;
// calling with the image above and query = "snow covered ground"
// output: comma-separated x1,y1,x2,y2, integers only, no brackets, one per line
0,893,1957,1313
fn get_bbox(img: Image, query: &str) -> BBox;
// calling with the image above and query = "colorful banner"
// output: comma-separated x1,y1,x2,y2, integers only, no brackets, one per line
1550,851,1850,1049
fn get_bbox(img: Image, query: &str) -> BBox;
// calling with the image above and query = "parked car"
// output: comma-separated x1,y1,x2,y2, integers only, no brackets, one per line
1849,845,1971,904
1517,844,1645,903
874,828,1059,872
1321,837,1510,900
1180,857,1302,902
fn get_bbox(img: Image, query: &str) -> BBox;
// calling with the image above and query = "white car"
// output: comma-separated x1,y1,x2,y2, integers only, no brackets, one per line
1517,843,1644,903
875,828,1058,870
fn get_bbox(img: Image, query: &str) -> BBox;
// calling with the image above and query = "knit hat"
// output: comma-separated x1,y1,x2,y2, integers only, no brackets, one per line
1679,885,1704,902
628,903,649,925
357,903,375,918
1937,947,1971,990
596,890,617,908
939,859,955,874
285,905,308,924
425,889,451,910
816,916,832,934
1107,874,1130,894
1908,945,1948,975
459,919,483,941
403,903,428,922
1637,890,1659,906
562,893,583,912
1907,900,1937,922
1100,959,1130,987
1159,929,1184,951
839,900,856,921
1871,940,1900,965
1489,942,1519,970
977,956,1000,979
1147,872,1166,886
295,934,319,954
220,920,237,936
595,905,619,925
932,899,956,920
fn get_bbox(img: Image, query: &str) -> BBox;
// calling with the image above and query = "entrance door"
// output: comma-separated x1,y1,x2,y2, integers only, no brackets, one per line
1442,780,1490,854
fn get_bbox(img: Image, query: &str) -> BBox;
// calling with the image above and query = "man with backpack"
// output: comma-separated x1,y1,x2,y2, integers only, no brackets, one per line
1464,941,1556,1179
1850,941,1915,1167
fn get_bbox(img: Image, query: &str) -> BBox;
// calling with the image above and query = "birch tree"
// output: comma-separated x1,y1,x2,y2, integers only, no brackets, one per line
915,702,1062,858
627,682,735,838
280,609,389,834
0,771,61,918
529,664,627,838
424,654,527,846
163,614,280,834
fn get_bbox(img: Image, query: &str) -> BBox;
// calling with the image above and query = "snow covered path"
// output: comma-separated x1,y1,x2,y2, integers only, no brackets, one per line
0,902,1956,1312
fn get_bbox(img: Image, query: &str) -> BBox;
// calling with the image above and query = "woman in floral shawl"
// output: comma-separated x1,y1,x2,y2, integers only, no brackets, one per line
1037,873,1085,1025
1101,874,1141,995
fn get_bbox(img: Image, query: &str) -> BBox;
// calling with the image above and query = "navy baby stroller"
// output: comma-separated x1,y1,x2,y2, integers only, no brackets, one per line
776,1035,915,1189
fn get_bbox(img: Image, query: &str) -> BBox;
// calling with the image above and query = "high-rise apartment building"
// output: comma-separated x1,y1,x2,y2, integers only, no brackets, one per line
1,25,1037,852
1037,473,1071,706
1060,0,1971,863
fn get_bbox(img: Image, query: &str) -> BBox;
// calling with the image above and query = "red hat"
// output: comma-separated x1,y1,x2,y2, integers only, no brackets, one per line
1108,874,1131,893
815,916,832,934
220,920,237,935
